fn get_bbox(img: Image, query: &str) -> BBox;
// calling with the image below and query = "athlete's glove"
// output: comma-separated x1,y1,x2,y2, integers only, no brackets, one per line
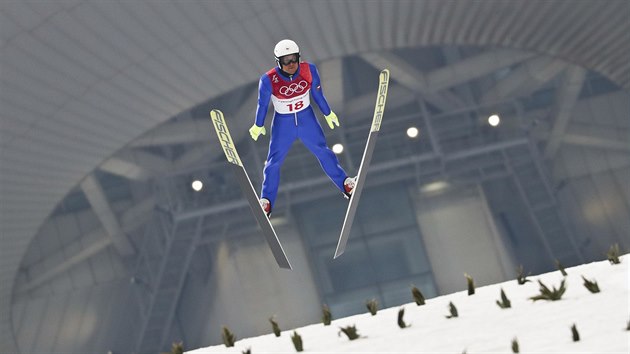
249,124,266,141
324,111,340,130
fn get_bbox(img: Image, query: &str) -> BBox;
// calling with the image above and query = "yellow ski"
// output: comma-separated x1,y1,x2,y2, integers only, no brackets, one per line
210,109,292,269
334,69,390,259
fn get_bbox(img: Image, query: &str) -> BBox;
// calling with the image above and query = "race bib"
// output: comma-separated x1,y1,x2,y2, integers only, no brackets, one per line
266,63,313,114
271,90,311,114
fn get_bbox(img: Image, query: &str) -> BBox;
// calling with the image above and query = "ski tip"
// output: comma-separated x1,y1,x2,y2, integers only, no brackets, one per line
380,68,390,78
280,263,293,270
277,257,292,269
333,249,344,259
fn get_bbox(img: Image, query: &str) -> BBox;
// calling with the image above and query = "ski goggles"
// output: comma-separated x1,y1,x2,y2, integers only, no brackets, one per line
279,53,299,66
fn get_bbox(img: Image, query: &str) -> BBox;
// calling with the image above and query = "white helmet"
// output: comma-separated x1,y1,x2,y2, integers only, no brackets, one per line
274,39,300,58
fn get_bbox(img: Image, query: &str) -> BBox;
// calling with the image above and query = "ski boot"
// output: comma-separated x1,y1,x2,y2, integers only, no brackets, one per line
260,198,272,218
343,176,357,199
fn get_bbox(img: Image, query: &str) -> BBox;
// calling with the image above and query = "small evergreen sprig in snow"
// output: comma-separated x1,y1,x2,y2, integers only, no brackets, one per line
411,286,426,305
496,288,511,309
446,302,458,318
222,326,236,347
366,298,378,316
465,273,475,295
339,325,360,340
555,259,568,276
322,304,332,326
571,324,580,342
291,331,303,352
162,341,184,354
516,265,531,285
607,243,621,264
529,279,567,301
397,307,410,328
511,337,519,353
269,316,281,337
581,275,600,293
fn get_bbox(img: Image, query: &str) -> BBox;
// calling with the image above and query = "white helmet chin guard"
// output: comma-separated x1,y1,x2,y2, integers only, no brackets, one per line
274,39,300,58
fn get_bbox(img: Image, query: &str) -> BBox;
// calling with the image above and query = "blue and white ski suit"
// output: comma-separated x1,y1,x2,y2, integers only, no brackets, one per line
255,62,348,208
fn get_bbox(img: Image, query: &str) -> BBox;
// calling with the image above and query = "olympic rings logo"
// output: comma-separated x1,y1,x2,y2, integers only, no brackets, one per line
279,80,308,95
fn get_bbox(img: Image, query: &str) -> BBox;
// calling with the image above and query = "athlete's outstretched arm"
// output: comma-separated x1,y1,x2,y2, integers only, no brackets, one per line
310,64,332,116
255,75,272,127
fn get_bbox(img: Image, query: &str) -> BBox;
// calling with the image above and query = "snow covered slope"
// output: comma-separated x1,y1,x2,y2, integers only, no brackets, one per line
188,255,629,353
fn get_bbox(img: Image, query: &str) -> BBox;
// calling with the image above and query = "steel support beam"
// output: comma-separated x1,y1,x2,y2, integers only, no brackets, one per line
535,121,630,152
130,111,202,147
563,133,630,151
361,52,466,111
544,66,587,159
482,57,567,104
427,49,534,92
345,85,415,119
99,157,150,180
18,196,155,293
81,175,135,256
19,234,112,294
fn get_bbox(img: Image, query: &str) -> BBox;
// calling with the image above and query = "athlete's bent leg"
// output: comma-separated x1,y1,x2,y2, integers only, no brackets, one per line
261,116,296,207
298,113,348,192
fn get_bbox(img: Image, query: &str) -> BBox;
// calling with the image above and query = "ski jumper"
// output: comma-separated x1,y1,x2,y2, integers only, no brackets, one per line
255,62,348,208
